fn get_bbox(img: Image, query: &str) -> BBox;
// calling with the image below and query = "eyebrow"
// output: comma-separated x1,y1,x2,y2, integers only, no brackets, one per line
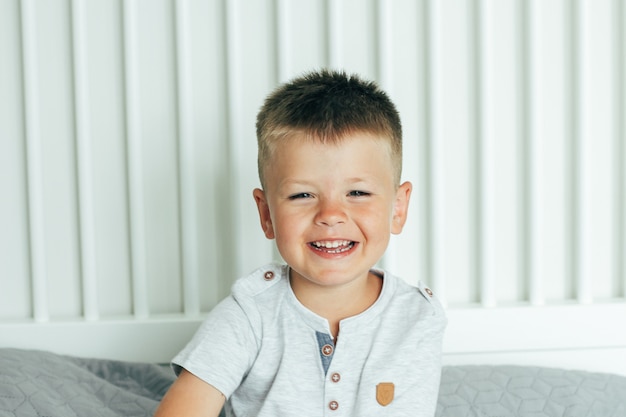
277,179,314,188
279,177,373,186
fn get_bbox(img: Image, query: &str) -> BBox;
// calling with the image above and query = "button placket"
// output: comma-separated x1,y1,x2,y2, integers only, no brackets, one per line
315,331,335,376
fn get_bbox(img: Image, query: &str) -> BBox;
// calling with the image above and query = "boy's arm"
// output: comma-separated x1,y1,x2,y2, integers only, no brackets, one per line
154,368,226,417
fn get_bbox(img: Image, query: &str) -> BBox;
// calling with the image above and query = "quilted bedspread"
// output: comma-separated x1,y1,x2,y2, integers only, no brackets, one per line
436,365,626,417
1,348,625,416
0,348,172,417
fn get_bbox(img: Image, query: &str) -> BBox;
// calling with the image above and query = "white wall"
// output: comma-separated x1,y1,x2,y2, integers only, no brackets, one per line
1,0,625,324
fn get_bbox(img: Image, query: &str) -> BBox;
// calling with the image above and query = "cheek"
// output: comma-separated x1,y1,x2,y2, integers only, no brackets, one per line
272,213,308,260
271,210,303,240
358,206,394,235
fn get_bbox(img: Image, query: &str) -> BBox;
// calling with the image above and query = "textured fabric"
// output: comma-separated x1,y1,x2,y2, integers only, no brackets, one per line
436,365,626,417
1,349,626,416
0,348,173,417
172,263,448,417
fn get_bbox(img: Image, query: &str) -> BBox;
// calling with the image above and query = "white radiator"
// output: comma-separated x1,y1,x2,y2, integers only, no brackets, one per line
0,0,625,371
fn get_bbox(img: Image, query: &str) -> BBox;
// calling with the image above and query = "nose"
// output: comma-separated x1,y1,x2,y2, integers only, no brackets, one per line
314,198,347,227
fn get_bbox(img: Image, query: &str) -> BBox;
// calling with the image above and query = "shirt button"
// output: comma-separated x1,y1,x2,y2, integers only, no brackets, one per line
329,400,339,410
263,271,274,281
331,372,341,383
425,287,433,297
321,344,334,356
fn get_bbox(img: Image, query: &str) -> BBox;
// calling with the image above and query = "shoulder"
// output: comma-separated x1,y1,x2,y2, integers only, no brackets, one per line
231,263,289,299
190,263,289,339
385,272,437,301
383,271,447,319
226,263,291,328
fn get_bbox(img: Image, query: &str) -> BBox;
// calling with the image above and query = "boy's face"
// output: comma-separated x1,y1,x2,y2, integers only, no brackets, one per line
253,133,412,290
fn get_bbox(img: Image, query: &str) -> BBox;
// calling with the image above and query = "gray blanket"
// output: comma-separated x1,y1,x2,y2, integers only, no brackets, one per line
0,348,173,417
436,365,626,417
1,348,625,416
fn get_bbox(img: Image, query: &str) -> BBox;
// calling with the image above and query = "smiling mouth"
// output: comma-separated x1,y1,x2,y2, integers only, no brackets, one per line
309,240,356,254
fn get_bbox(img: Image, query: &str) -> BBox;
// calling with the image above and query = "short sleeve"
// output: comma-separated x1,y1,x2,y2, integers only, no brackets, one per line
172,295,259,398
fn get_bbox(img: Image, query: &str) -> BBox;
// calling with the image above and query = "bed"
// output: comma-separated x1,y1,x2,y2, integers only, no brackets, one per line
2,304,626,417
2,345,625,417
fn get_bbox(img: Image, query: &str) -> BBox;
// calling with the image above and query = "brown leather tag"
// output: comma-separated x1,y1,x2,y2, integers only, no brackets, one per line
376,382,394,406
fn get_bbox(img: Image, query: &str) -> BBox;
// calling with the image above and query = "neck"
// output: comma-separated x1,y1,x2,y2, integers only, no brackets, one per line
290,270,383,337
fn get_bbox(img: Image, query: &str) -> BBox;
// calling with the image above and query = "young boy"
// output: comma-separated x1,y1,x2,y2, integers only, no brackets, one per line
154,70,447,417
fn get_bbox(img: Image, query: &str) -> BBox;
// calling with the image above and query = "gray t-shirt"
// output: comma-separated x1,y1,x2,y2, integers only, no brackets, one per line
173,263,447,416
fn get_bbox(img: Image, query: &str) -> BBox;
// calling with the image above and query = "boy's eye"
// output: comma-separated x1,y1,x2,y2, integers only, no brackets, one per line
348,190,370,197
288,193,313,200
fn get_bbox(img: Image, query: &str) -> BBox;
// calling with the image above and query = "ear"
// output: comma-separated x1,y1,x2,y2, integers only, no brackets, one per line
391,181,412,234
253,188,275,239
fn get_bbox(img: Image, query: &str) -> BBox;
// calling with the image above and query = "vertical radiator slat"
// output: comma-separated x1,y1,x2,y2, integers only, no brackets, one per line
224,0,241,277
20,0,48,322
275,0,290,82
622,0,626,298
211,0,234,297
326,0,342,68
517,0,531,305
564,0,582,303
71,0,99,320
475,0,495,307
527,0,545,305
576,0,591,304
122,0,149,318
428,0,446,305
614,0,625,298
575,0,616,304
376,0,392,95
421,0,433,292
174,0,200,316
616,0,626,298
224,0,249,278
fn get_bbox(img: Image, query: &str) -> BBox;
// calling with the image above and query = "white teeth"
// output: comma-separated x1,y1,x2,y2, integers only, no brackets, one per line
313,240,351,248
311,240,353,253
